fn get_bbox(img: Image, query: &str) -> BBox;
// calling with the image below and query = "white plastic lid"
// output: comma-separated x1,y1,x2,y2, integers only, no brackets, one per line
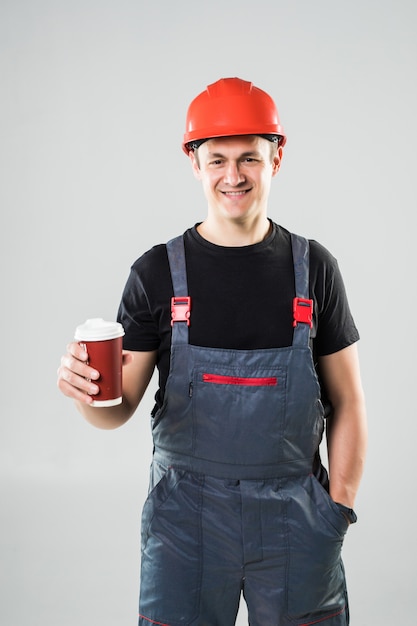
74,318,125,341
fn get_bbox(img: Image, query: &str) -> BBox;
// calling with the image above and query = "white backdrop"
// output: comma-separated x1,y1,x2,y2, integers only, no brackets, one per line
1,1,416,624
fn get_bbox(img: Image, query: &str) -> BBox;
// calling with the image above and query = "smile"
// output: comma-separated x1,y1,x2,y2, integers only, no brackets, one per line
221,190,250,196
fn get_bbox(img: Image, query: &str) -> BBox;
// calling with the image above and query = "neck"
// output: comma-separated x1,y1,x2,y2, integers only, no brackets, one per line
197,216,272,247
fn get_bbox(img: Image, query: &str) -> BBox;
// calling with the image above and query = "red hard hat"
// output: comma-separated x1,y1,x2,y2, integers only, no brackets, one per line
182,77,286,154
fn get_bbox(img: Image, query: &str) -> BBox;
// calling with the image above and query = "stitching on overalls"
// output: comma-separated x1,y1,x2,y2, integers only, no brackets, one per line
300,604,345,625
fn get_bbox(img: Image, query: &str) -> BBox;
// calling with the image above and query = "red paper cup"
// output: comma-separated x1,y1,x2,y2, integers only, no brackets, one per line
74,318,125,407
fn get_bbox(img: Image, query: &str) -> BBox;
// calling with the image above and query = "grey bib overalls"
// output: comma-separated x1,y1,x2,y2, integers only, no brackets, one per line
138,234,351,626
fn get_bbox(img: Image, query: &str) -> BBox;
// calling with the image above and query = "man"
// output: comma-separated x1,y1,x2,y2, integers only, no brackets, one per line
58,77,367,625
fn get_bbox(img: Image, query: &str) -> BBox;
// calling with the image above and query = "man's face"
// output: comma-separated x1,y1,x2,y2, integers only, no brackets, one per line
190,135,281,224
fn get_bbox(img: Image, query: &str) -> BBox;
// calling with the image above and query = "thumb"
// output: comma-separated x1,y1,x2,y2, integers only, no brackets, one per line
122,351,133,367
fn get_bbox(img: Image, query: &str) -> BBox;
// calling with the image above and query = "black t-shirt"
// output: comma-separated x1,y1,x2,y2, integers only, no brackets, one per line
117,222,359,411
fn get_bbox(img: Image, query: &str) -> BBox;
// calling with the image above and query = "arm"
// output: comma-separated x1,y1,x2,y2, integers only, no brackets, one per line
318,343,368,509
58,342,157,430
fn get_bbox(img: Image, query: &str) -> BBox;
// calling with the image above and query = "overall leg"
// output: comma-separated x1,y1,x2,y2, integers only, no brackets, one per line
139,468,204,625
139,470,244,626
241,479,287,626
243,477,350,626
198,476,245,625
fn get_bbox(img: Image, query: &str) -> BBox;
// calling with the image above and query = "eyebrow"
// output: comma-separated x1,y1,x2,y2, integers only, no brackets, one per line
206,151,262,159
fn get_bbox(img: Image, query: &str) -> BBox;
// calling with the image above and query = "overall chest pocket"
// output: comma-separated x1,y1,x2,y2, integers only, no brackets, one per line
192,364,287,465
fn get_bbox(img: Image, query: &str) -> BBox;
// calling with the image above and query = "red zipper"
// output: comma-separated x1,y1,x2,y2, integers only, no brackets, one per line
202,373,277,386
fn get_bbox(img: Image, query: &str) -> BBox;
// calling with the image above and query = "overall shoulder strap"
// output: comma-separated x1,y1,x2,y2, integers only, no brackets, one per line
166,235,190,345
291,233,312,347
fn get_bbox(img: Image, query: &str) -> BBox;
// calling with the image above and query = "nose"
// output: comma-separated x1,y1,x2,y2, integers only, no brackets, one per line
223,162,244,186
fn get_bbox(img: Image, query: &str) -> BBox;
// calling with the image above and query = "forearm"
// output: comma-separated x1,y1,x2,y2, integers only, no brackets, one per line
326,396,368,508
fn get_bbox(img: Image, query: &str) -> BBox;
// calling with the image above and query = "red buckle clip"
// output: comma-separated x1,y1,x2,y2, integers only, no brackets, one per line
171,296,191,326
293,297,313,328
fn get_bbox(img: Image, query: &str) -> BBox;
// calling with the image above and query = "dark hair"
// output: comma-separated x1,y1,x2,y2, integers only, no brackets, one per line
258,134,284,146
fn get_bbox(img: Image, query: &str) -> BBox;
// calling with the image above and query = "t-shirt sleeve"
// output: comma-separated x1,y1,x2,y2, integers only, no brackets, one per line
310,240,360,357
116,246,169,352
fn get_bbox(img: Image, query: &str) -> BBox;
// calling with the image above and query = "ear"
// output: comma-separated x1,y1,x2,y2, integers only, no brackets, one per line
272,146,283,177
189,150,202,180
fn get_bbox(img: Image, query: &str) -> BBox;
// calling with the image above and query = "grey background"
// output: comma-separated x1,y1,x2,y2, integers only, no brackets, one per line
1,0,415,624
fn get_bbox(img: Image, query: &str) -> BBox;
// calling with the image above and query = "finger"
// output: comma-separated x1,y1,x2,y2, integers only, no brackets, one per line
122,351,133,367
67,341,89,362
60,351,100,381
57,375,96,404
57,363,100,400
